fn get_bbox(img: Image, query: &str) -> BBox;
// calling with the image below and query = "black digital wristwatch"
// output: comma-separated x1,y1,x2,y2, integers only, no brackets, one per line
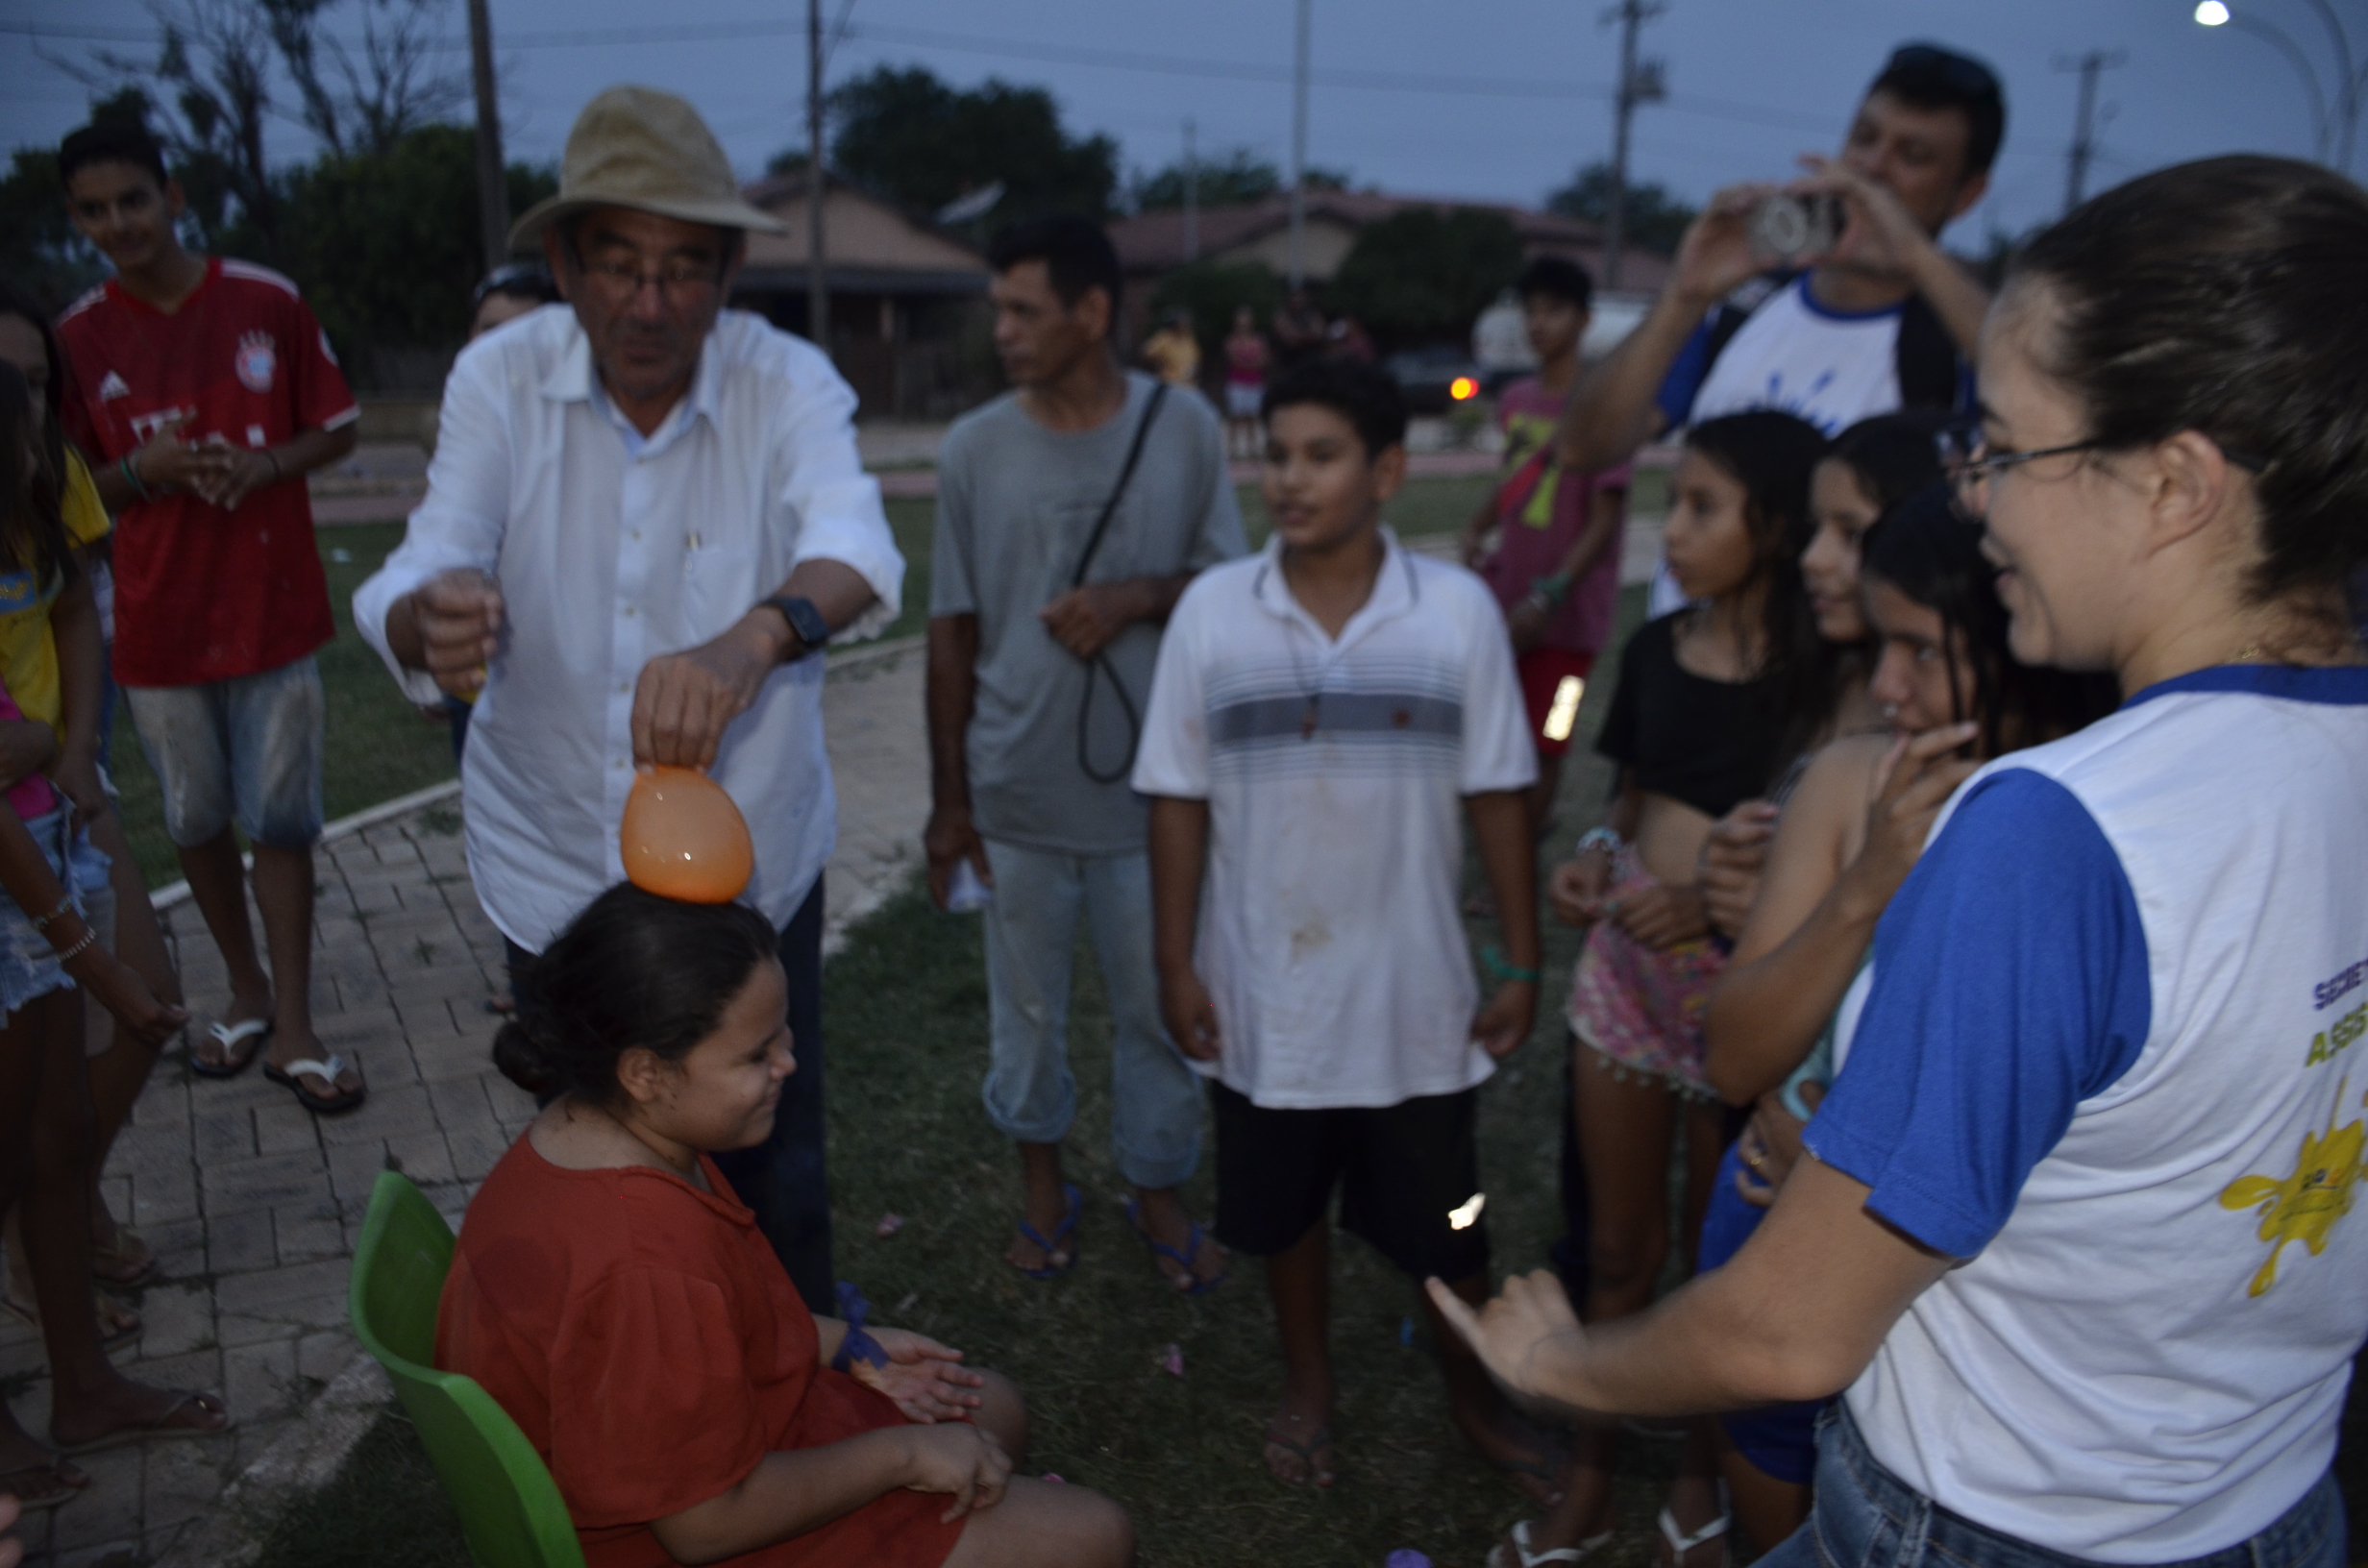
759,595,831,656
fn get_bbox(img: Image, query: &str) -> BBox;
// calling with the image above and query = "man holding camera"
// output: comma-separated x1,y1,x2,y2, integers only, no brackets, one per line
1557,43,2003,509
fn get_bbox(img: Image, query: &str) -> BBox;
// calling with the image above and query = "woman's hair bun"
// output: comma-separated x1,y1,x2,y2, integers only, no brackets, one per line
491,1019,561,1097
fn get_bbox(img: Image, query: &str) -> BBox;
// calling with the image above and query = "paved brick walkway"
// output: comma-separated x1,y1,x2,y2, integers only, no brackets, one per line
2,638,930,1567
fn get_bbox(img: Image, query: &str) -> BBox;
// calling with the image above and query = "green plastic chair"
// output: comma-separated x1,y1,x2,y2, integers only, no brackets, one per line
349,1169,587,1568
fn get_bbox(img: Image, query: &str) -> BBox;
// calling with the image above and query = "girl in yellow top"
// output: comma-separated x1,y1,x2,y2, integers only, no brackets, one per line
0,281,187,1335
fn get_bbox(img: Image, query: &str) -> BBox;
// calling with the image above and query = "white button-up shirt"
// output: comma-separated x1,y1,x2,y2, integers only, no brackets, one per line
354,305,902,951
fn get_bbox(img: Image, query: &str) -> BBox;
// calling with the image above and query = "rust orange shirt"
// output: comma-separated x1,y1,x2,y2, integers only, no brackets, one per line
436,1137,964,1568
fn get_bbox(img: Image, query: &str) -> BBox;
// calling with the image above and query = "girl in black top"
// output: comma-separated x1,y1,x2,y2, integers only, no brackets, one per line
1504,411,1827,1568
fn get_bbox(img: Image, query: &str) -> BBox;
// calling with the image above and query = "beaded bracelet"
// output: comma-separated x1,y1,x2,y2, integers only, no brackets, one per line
1480,943,1542,985
28,894,73,933
52,928,99,965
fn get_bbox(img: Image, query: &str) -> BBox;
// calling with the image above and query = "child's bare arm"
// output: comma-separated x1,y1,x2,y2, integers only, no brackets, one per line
0,720,55,792
1147,795,1221,1060
0,801,185,1044
1466,790,1539,1058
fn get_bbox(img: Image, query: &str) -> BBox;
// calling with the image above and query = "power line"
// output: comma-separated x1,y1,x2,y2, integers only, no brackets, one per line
2,16,1834,135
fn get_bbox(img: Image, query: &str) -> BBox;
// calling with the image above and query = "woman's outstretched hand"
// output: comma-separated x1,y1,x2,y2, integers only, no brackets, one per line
901,1422,1011,1522
853,1329,986,1424
1424,1269,1587,1407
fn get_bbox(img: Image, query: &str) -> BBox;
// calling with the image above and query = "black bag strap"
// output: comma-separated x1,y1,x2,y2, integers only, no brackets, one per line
1071,381,1169,589
1072,382,1169,785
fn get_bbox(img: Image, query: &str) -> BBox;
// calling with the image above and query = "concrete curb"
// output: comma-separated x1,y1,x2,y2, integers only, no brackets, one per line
151,1353,395,1568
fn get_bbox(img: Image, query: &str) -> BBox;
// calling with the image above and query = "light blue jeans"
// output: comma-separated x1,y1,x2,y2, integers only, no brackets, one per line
123,656,325,849
978,840,1200,1190
1757,1403,2345,1568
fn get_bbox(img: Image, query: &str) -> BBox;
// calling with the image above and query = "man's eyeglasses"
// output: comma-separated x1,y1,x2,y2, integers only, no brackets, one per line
574,254,723,304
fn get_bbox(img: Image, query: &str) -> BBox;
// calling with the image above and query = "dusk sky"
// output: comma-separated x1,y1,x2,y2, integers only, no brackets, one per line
6,0,2346,251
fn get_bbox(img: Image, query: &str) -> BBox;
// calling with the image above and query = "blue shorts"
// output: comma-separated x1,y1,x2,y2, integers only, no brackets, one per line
0,809,111,1021
123,656,325,849
1698,1139,1823,1486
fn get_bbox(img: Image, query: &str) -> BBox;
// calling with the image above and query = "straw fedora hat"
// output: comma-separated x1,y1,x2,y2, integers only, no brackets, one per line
509,86,787,252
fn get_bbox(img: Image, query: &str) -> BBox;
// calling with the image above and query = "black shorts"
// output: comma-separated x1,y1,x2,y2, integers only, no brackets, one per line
1210,1081,1489,1282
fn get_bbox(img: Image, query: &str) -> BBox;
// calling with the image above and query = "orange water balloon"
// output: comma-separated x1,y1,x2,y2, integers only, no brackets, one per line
621,766,754,903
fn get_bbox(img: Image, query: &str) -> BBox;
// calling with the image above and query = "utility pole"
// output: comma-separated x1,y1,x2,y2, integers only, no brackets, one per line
1288,0,1310,288
2054,50,2125,214
1601,0,1665,290
1182,117,1199,263
466,0,506,271
806,0,829,355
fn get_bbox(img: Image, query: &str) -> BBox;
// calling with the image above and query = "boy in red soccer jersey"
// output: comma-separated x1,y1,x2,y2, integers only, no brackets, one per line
55,121,365,1115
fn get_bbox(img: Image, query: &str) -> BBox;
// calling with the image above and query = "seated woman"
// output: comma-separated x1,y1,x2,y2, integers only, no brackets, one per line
437,883,1134,1568
1690,481,2114,1550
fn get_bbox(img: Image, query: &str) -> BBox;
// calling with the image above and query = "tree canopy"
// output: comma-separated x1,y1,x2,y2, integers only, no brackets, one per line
1322,208,1524,349
1545,161,1697,255
813,65,1119,221
1126,150,1351,212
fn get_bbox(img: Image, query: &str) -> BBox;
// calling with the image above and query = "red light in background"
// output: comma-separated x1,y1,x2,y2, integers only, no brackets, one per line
1449,377,1478,402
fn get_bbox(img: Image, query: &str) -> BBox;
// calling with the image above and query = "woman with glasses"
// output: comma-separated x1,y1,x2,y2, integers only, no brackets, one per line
1440,155,2368,1568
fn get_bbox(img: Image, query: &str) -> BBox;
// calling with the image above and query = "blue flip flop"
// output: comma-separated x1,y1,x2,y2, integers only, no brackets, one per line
1013,1183,1082,1280
1125,1198,1230,1295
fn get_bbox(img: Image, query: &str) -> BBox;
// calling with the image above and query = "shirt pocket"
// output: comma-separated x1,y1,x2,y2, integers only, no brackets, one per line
677,528,768,642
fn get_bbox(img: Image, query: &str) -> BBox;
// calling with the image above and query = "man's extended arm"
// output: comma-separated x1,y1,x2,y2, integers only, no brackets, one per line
1556,184,1772,475
629,559,878,770
922,613,989,908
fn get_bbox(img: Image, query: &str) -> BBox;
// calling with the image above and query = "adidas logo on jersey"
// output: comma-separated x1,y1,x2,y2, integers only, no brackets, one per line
97,371,130,401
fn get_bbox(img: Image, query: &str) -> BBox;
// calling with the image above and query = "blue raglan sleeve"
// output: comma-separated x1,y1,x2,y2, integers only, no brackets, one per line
1654,317,1717,431
1804,768,2153,1258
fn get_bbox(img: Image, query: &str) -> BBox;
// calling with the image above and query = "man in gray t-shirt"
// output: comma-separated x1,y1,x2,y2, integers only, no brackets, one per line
926,215,1244,1291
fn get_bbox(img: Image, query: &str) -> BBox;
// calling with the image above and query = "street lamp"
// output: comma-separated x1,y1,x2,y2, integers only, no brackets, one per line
2195,0,2359,171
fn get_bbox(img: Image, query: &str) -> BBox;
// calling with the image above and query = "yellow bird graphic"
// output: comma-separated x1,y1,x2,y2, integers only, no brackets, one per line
2219,1080,2366,1298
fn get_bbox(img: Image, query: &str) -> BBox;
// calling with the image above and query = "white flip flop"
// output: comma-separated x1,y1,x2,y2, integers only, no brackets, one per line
191,1017,270,1078
1488,1520,1615,1568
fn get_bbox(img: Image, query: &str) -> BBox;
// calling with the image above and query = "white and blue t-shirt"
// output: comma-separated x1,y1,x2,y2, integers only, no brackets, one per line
1658,274,1912,438
1806,663,2368,1559
1132,530,1536,1110
1644,275,1933,616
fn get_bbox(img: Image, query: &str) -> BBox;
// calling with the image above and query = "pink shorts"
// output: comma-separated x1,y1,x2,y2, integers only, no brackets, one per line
1566,845,1725,1098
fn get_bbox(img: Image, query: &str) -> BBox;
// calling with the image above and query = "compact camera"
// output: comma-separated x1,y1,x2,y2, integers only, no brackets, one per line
1750,193,1842,262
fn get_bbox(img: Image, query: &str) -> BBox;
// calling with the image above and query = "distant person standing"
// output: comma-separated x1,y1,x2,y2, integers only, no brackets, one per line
1460,257,1630,838
925,214,1245,1293
1272,286,1327,369
468,260,560,341
1221,306,1269,460
1141,311,1200,392
55,120,364,1115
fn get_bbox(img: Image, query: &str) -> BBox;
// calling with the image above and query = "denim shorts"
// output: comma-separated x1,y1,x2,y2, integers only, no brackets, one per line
123,656,325,849
0,809,111,1022
1756,1402,2345,1568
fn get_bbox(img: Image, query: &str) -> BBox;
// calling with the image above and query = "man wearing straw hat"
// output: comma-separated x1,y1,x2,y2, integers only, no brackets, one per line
356,86,901,1311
